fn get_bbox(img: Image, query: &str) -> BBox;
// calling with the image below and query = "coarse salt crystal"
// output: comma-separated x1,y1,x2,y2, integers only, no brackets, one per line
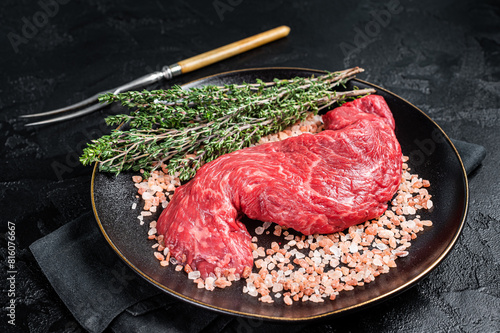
378,229,394,239
421,220,433,227
349,242,359,253
248,289,258,297
295,252,305,259
329,245,341,257
406,220,416,229
151,185,163,192
312,257,322,266
138,182,149,189
272,283,283,292
397,251,409,257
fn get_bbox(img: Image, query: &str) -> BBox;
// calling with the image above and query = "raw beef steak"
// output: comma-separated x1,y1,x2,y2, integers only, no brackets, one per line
157,95,402,278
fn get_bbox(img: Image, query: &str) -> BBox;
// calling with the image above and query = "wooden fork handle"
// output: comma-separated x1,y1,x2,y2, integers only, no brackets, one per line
175,25,290,74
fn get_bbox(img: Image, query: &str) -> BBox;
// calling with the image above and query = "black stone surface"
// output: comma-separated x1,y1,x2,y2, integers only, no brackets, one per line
1,0,499,332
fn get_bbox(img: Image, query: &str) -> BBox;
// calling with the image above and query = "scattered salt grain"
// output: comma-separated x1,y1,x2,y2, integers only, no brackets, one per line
349,242,359,253
255,227,265,235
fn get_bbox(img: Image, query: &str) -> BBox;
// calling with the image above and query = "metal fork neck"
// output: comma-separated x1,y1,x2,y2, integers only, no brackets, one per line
162,63,182,80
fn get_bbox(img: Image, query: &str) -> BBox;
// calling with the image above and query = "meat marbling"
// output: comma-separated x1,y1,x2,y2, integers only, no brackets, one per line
157,95,402,278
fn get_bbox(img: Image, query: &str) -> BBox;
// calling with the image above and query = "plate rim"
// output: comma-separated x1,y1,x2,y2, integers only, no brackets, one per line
91,66,469,321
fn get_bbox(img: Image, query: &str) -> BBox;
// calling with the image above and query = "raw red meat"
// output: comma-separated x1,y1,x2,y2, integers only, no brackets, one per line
157,95,402,278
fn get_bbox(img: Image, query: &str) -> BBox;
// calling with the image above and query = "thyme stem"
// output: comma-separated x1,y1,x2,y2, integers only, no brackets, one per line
80,68,375,180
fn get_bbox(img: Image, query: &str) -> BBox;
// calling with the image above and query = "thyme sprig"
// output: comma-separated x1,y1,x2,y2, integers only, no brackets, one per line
80,67,375,181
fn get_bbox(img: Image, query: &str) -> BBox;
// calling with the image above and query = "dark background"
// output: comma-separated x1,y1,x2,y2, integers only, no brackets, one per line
1,0,499,332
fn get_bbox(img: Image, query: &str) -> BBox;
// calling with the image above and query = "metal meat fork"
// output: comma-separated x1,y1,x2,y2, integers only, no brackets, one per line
21,26,290,126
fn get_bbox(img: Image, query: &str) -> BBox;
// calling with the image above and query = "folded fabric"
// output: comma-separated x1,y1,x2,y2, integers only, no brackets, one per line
30,212,163,333
30,139,486,333
451,139,486,175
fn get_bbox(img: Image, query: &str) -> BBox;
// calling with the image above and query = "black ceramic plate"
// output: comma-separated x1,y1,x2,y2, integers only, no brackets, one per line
92,68,468,321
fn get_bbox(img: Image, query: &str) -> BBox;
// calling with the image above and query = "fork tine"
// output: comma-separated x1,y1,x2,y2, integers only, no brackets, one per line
24,102,109,126
20,90,109,118
21,71,165,124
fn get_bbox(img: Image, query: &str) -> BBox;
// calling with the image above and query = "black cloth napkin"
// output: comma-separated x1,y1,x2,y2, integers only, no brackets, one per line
451,139,486,175
29,139,486,333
